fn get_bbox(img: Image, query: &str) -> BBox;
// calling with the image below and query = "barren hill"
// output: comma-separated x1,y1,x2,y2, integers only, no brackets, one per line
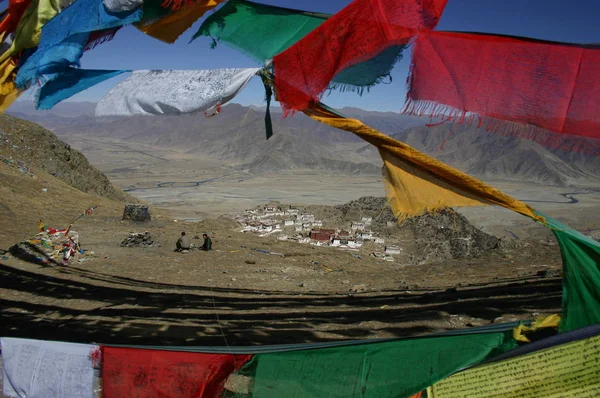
0,115,129,247
0,115,129,200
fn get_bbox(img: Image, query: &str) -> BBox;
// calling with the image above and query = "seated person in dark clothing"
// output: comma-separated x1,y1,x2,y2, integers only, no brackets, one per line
176,231,191,251
201,233,212,251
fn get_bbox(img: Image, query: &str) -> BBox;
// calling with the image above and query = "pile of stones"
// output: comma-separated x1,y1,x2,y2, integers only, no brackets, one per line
120,232,158,248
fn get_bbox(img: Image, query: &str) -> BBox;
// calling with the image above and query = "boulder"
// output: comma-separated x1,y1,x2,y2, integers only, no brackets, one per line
122,204,151,222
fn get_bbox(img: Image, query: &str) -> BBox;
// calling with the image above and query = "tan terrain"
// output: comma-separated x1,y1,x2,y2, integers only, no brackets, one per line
0,113,598,348
5,111,600,395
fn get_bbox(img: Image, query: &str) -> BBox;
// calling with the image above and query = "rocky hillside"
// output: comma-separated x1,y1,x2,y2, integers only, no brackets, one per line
358,123,600,186
0,114,129,201
0,115,131,248
334,196,502,264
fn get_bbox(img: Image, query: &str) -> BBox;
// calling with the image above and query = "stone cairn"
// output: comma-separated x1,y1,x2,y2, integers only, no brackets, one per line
122,204,151,222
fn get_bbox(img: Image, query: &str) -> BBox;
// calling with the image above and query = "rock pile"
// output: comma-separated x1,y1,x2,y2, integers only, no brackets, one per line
120,232,157,248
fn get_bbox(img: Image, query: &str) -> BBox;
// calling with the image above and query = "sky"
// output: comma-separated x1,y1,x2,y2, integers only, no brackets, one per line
15,0,600,111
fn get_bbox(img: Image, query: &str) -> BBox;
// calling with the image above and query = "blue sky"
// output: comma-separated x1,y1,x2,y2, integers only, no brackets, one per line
16,0,600,111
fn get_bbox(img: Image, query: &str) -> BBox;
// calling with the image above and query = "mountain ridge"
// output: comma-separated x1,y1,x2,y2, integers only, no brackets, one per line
7,102,599,186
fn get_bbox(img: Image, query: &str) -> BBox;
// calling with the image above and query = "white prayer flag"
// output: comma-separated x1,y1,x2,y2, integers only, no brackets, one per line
1,338,99,398
102,0,143,13
95,68,260,116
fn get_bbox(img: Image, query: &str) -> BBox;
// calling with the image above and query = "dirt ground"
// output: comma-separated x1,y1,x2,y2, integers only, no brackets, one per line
0,207,563,348
0,140,588,396
0,183,570,398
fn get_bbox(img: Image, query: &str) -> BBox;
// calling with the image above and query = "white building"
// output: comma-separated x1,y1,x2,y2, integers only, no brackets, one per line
332,235,353,247
361,217,373,225
332,238,363,250
374,237,385,244
313,220,323,227
295,226,303,232
240,221,262,233
358,231,374,240
260,224,274,233
284,208,299,215
387,221,396,228
277,235,289,241
385,245,402,255
298,237,311,244
284,220,295,226
348,240,363,249
299,214,315,222
258,221,281,232
351,222,366,231
302,222,312,231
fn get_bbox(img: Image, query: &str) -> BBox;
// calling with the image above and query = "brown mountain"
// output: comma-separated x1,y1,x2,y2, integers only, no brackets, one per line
357,123,600,186
8,102,599,185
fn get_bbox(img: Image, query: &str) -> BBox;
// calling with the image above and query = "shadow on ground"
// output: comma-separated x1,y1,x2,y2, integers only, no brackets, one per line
0,262,562,346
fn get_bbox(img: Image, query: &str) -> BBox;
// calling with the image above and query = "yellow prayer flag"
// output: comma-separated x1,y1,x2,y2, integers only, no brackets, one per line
428,332,600,397
513,314,561,343
0,0,62,63
137,0,225,44
0,58,22,112
305,103,544,223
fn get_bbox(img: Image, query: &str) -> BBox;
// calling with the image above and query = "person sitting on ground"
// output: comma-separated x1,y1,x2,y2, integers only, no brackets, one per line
201,233,212,251
176,231,191,252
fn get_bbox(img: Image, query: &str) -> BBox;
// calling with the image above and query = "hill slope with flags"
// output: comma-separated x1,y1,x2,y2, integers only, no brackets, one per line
0,114,130,248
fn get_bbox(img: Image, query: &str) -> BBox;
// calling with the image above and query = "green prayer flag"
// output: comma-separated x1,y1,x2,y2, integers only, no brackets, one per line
193,0,405,90
137,0,172,25
331,44,405,92
232,331,516,397
193,0,327,62
541,214,600,332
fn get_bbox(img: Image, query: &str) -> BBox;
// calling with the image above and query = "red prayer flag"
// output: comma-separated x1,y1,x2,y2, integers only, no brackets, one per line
273,0,448,115
405,31,600,154
101,346,251,398
0,0,31,36
84,28,120,52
